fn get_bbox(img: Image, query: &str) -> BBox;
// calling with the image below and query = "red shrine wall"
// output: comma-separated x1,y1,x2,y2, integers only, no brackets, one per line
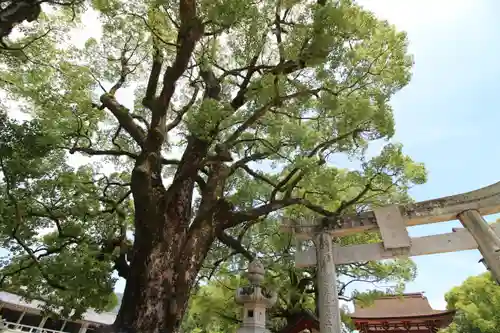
354,320,443,333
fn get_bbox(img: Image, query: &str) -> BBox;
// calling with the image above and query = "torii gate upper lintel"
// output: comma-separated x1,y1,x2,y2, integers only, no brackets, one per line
281,180,500,333
283,180,500,239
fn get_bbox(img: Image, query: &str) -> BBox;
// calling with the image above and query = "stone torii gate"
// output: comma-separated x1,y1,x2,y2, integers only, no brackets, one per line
281,181,500,333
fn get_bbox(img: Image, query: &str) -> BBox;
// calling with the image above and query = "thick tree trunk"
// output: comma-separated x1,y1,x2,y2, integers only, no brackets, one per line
103,123,217,333
111,207,215,333
111,155,216,333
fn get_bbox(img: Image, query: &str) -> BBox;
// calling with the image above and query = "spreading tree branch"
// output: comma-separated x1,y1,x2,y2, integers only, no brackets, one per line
147,0,204,152
142,38,164,110
67,147,138,159
225,198,334,229
216,230,254,261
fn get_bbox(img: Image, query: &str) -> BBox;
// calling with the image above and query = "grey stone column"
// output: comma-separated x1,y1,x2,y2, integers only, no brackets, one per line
314,231,342,333
458,210,500,283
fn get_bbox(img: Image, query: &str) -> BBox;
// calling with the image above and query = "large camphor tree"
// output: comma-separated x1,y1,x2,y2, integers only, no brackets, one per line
0,0,426,332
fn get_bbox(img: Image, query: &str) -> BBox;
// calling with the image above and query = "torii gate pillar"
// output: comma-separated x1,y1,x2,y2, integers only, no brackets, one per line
458,210,500,282
315,231,342,333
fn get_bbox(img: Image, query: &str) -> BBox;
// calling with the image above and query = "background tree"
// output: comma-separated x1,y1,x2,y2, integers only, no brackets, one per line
0,1,426,333
441,272,500,333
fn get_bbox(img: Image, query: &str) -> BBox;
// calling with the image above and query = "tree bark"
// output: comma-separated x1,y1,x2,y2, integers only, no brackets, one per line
109,137,215,333
111,204,215,333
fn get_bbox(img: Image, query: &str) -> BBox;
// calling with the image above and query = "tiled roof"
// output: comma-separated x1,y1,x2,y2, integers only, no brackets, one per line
350,293,455,319
0,292,116,325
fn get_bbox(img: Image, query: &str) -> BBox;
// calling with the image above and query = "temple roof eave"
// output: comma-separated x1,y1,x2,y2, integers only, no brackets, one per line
350,309,456,323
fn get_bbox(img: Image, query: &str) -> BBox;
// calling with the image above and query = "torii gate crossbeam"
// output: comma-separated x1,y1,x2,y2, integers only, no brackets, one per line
281,181,500,333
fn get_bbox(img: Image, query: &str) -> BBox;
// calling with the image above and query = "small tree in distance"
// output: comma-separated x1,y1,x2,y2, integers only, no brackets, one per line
0,0,426,333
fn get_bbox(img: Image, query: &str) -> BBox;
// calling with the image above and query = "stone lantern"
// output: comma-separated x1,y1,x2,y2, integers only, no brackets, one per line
235,260,277,333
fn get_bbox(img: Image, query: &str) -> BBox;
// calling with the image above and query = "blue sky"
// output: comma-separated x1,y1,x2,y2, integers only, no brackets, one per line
353,0,500,309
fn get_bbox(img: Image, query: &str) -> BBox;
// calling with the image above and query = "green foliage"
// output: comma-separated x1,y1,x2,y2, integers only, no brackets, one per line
183,275,242,333
0,114,127,316
441,272,500,333
0,0,424,325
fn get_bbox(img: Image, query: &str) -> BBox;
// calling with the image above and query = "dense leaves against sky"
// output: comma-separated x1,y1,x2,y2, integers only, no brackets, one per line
0,0,426,331
442,272,500,333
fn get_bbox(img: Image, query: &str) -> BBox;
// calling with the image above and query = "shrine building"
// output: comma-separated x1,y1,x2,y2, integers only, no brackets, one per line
350,293,455,333
276,293,455,333
0,291,113,333
277,310,319,333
